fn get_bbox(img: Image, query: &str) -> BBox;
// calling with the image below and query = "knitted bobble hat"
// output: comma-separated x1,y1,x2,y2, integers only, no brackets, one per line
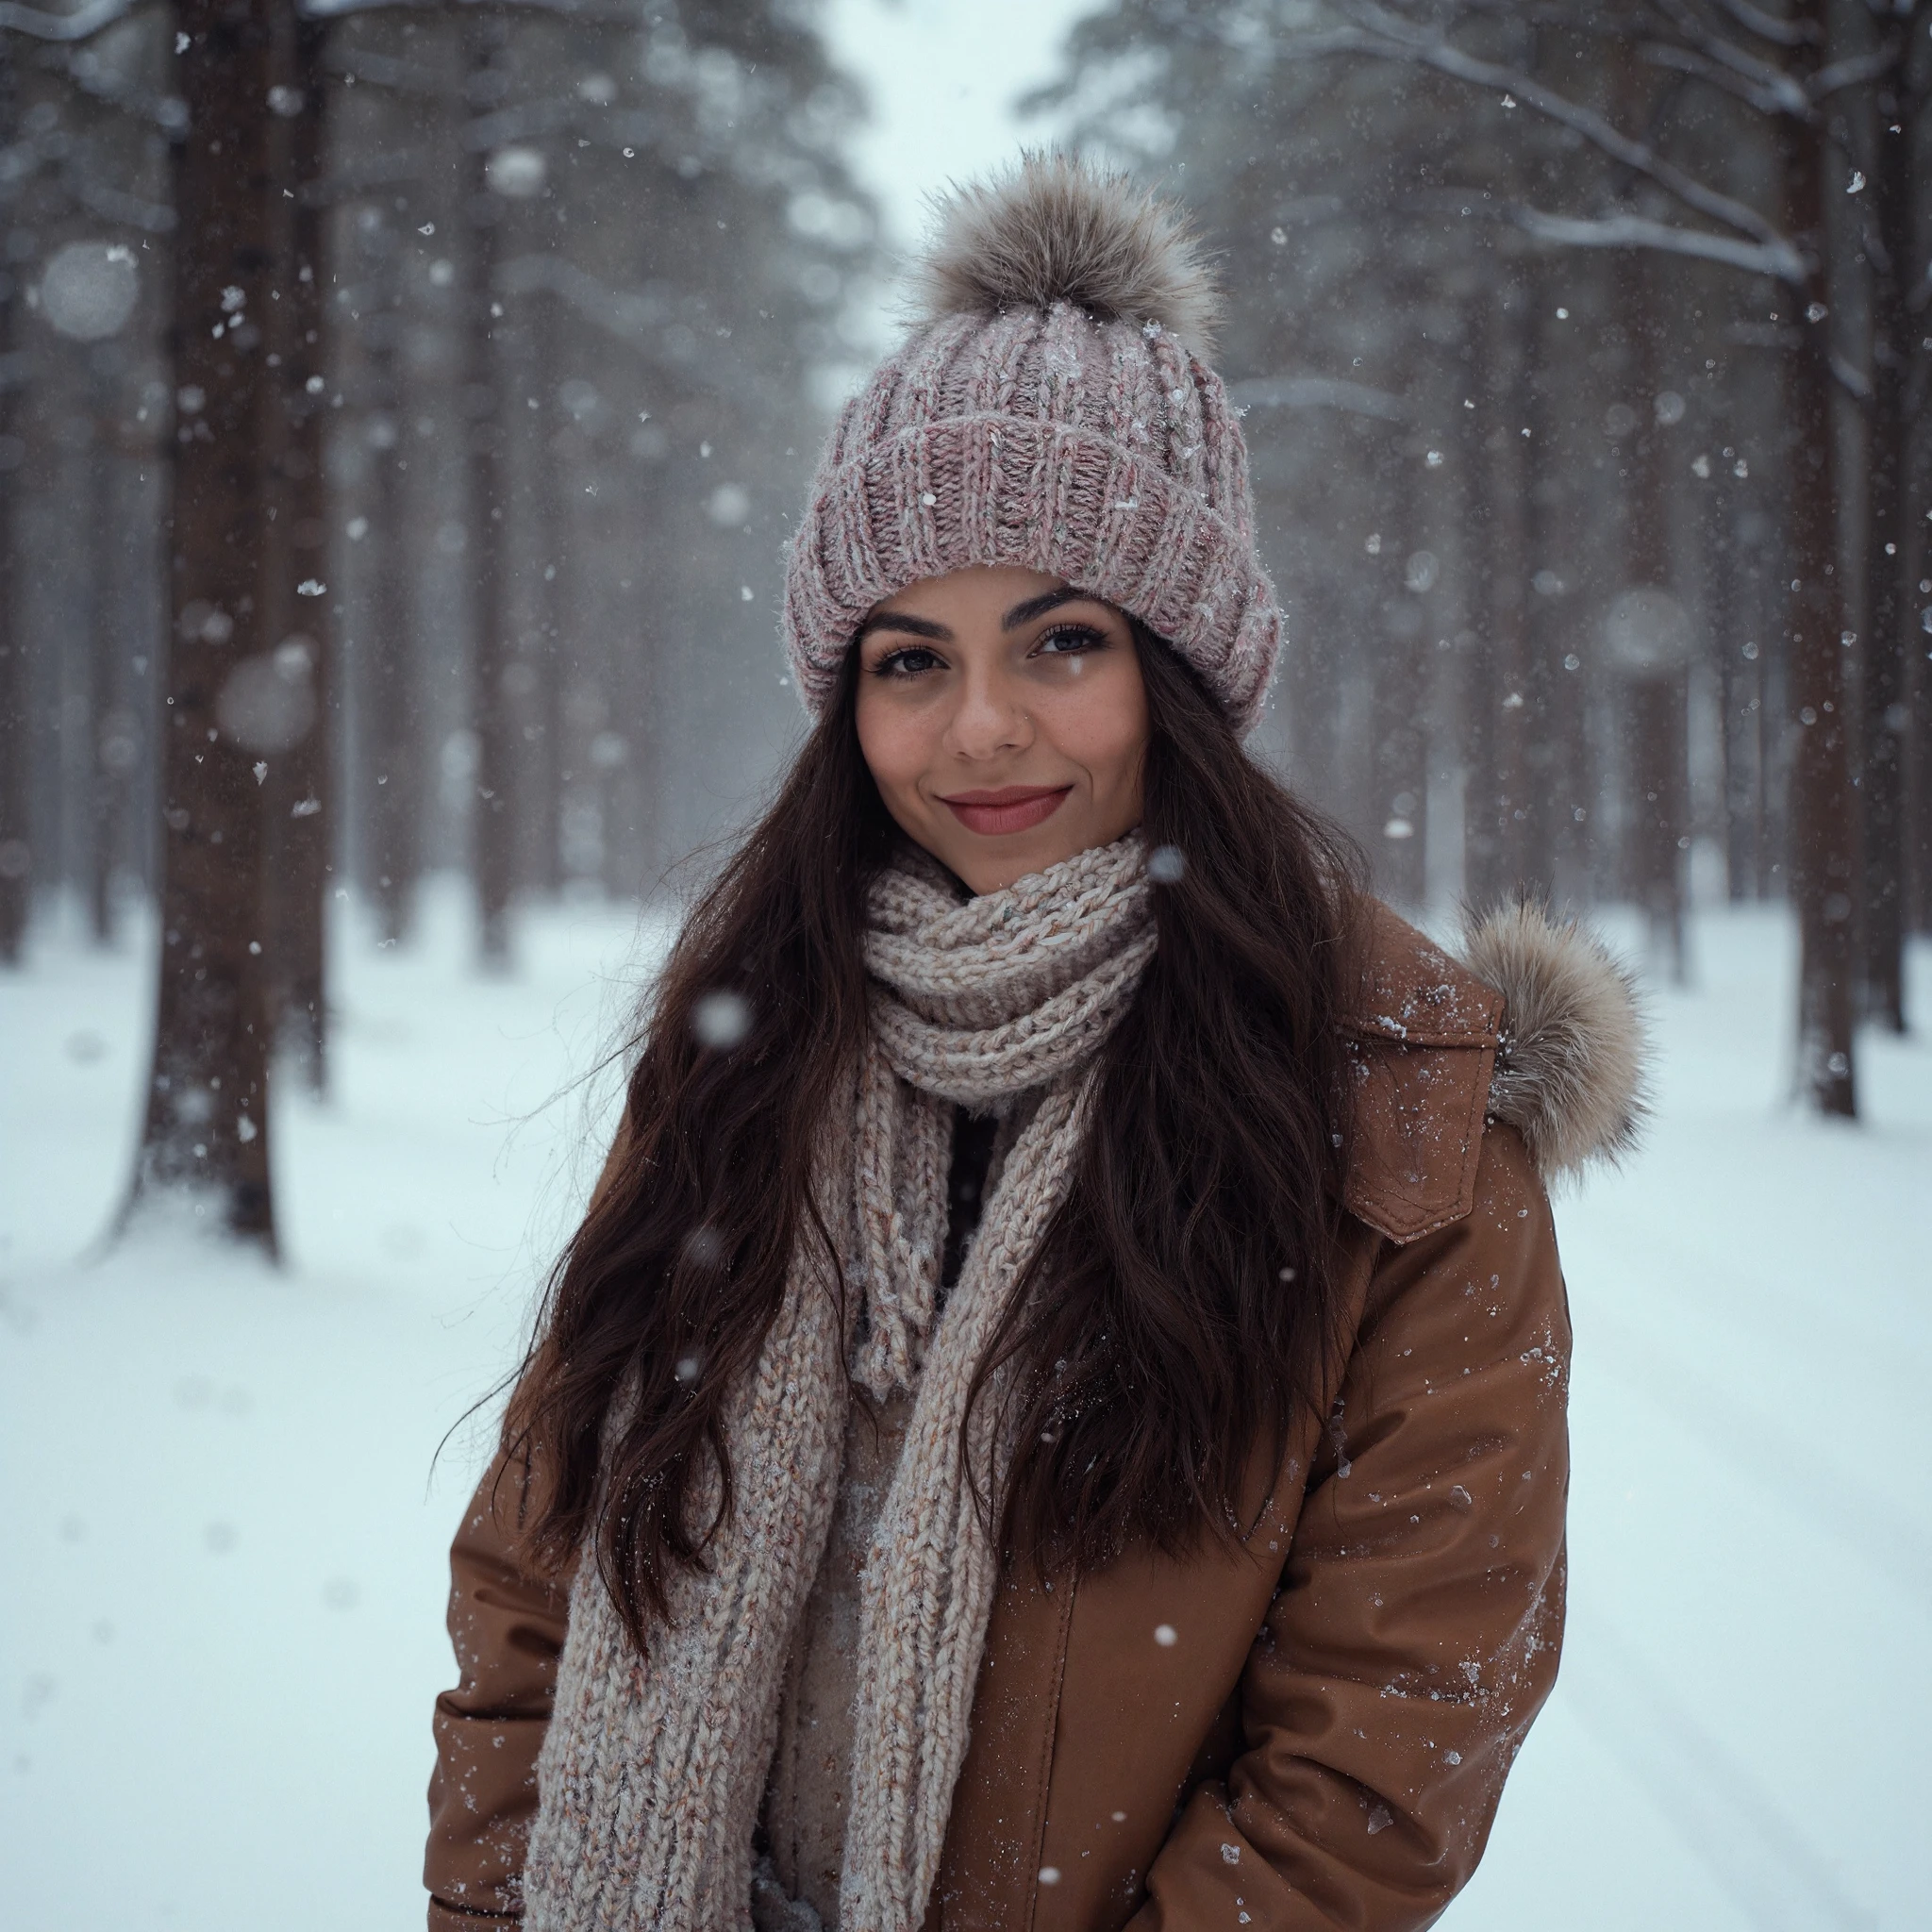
782,151,1283,736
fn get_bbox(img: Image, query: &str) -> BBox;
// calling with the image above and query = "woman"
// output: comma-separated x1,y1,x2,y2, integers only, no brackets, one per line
425,155,1644,1932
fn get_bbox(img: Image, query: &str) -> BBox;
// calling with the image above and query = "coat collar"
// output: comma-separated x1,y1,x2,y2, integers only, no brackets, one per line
1337,897,1651,1241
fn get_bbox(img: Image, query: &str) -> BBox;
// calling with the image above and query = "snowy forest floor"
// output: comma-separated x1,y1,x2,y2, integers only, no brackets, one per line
2,884,1926,1932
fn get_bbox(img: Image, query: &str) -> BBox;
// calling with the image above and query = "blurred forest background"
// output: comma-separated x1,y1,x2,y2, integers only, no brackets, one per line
1,0,1927,1249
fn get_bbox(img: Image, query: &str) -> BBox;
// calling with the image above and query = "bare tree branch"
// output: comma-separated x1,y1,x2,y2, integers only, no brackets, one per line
1808,42,1901,101
1831,350,1875,399
0,0,141,42
2,108,178,228
495,252,788,412
308,0,645,23
59,46,188,132
325,42,664,172
310,150,426,203
325,42,451,99
1321,2,1798,253
1647,0,1809,111
1640,39,1805,116
61,158,174,230
1707,0,1819,47
1725,318,1802,347
465,95,585,151
1226,372,1412,422
1855,197,1895,278
1506,204,1806,279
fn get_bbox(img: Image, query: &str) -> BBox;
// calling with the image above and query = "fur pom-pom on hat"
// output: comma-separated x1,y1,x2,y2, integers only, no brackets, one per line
909,150,1224,360
1464,899,1651,1181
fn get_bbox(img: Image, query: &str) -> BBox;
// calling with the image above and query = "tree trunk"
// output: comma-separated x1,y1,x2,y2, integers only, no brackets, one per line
88,416,121,944
1860,68,1914,1031
1535,253,1604,906
1783,3,1858,1115
1463,267,1533,910
1783,335,1857,1114
1371,446,1428,907
262,8,333,1090
1286,576,1345,811
125,0,278,1248
353,208,420,947
1704,462,1762,904
1911,82,1932,946
1517,274,1558,898
464,18,514,966
1620,249,1690,982
0,391,20,960
0,58,27,963
1913,418,1932,938
1625,669,1690,975
529,291,566,894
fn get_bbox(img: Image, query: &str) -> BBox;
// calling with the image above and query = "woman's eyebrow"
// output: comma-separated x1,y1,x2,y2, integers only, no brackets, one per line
856,609,951,643
1002,587,1089,630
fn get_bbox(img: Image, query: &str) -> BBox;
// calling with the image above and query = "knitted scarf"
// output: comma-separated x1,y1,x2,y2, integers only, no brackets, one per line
524,834,1157,1932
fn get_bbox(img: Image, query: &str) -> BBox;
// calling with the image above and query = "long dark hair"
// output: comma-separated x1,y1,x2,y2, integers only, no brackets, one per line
501,624,1365,1646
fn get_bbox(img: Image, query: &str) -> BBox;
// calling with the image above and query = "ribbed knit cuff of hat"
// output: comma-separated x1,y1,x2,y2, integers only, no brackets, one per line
784,387,1279,736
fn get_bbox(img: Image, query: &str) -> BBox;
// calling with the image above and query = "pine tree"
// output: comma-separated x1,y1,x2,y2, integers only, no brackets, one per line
127,0,279,1244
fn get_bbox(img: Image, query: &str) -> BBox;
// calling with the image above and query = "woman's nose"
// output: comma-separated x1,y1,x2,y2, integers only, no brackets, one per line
942,662,1031,760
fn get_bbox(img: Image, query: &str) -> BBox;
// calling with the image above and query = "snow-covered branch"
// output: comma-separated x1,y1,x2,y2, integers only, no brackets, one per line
61,158,175,231
326,42,662,168
308,0,644,23
1707,0,1818,48
1830,350,1875,400
60,46,188,134
1646,0,1809,112
1226,373,1411,423
494,253,786,412
465,96,591,152
312,150,427,205
325,42,450,100
0,0,141,42
1807,42,1902,102
1322,2,1798,253
1640,39,1808,118
1506,206,1806,281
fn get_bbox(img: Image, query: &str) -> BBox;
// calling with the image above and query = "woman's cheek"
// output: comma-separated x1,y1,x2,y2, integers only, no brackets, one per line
1050,665,1148,797
857,699,934,816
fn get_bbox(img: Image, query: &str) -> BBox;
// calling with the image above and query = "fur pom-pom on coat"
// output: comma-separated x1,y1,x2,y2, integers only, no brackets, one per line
1464,899,1650,1180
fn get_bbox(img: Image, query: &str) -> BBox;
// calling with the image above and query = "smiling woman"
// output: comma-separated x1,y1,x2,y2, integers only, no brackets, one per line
425,154,1645,1932
855,568,1149,890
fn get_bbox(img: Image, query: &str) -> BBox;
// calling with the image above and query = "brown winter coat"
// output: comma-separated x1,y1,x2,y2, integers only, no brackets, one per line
426,905,1615,1932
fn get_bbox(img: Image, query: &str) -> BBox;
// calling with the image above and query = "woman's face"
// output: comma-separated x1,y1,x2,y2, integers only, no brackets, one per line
852,565,1150,894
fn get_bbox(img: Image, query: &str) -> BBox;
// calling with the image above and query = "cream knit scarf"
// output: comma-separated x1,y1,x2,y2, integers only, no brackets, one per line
524,834,1156,1932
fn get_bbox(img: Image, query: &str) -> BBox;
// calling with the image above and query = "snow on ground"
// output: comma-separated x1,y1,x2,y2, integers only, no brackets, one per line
2,885,1926,1931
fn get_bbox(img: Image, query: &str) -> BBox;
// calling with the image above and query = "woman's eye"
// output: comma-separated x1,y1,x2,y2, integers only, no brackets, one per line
1034,624,1108,658
873,644,943,678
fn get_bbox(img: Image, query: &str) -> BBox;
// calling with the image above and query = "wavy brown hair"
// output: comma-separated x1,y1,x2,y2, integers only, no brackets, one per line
501,625,1365,1648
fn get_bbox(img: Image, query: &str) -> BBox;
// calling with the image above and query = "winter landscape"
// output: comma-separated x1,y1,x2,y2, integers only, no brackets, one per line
4,891,1926,1931
7,0,1932,1926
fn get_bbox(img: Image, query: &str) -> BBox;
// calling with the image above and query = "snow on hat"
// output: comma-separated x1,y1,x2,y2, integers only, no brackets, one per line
781,150,1283,736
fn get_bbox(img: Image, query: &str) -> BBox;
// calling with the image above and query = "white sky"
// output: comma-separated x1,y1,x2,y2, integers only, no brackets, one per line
820,0,1103,258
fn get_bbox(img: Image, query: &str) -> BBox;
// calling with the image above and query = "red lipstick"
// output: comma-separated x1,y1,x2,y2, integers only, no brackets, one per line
938,785,1072,836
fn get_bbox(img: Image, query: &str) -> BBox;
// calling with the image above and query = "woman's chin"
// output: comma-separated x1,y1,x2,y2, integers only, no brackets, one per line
930,824,1109,895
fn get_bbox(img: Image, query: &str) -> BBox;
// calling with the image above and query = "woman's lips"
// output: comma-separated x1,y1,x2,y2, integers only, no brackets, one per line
938,785,1073,836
